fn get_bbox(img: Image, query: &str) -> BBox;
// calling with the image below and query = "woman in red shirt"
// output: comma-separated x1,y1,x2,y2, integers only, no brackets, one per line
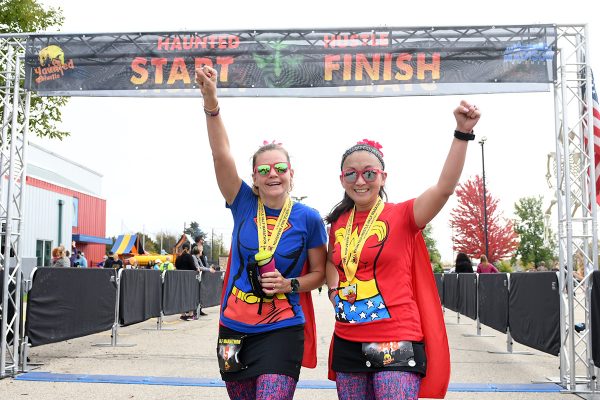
325,101,481,400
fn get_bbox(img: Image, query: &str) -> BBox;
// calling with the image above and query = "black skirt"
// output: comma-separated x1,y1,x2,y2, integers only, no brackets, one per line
218,324,304,382
332,334,427,376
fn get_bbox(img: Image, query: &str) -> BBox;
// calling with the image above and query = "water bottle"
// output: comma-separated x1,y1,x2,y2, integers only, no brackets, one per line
255,250,276,275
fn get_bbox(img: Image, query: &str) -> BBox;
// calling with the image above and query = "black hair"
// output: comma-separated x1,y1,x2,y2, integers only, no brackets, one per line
182,242,190,251
325,145,387,224
455,252,471,265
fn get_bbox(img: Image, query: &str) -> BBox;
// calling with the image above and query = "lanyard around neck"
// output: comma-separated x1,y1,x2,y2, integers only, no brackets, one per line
341,197,384,282
257,197,293,256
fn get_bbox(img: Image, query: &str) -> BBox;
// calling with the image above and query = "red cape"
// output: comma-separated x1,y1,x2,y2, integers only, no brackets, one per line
220,254,317,369
328,232,450,398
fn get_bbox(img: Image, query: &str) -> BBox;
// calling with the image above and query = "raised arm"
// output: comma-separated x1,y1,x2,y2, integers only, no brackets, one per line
413,100,481,228
195,66,242,205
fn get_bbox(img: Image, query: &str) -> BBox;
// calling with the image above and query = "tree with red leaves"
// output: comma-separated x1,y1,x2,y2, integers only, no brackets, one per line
450,175,518,263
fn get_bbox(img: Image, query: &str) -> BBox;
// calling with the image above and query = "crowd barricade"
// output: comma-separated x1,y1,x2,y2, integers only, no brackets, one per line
21,268,223,352
458,273,477,320
436,271,561,356
118,269,162,326
162,270,199,316
442,273,459,313
199,270,225,308
509,272,560,356
478,273,509,334
591,271,600,367
25,267,117,347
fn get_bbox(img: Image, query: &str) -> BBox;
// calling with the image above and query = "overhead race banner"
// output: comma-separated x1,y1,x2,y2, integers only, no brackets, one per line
24,25,557,97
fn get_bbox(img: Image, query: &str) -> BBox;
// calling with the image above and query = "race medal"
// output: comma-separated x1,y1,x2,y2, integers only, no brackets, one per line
256,197,292,261
341,284,358,304
341,197,384,282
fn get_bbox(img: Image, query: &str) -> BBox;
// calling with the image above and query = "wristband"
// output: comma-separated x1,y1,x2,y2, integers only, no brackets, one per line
454,130,475,141
204,103,220,117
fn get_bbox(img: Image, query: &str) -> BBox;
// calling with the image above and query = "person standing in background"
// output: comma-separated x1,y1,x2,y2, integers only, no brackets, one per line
476,255,498,274
454,252,473,273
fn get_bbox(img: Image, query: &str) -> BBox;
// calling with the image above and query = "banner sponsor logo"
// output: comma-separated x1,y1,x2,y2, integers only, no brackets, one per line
33,45,75,84
504,42,553,64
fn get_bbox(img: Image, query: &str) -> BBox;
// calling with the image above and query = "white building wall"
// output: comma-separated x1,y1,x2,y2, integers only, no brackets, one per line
22,185,72,259
27,142,103,196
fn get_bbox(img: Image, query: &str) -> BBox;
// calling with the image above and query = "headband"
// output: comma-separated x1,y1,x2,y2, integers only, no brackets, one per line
340,139,385,170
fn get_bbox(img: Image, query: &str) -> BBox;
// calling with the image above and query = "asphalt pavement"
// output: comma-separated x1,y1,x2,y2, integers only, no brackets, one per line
0,290,591,399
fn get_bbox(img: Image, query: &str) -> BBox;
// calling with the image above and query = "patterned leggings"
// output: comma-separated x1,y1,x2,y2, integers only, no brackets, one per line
225,374,296,400
336,371,421,400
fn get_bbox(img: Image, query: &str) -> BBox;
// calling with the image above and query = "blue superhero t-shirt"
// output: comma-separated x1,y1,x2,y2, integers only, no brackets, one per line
221,181,327,334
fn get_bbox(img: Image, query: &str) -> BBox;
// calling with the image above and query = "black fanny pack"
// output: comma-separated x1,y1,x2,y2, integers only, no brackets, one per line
362,341,417,368
246,260,269,298
217,335,247,373
245,261,274,315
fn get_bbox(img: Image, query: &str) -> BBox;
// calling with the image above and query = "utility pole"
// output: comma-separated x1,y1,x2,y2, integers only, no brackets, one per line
479,136,489,259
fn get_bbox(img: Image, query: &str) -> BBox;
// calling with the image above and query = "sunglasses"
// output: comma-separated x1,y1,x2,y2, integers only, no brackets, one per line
341,168,384,183
254,162,291,176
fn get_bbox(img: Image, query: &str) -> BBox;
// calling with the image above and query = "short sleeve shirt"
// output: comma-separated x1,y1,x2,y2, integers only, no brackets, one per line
221,182,327,334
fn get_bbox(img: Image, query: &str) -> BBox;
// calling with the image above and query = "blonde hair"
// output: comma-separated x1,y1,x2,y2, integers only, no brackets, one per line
480,255,488,263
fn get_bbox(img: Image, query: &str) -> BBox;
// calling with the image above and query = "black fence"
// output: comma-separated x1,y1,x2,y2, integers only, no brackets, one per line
24,268,224,347
435,271,562,356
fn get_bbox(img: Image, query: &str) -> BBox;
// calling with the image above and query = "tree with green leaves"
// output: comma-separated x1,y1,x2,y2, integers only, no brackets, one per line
155,232,178,254
1,0,69,140
423,224,443,273
513,196,555,267
183,221,207,241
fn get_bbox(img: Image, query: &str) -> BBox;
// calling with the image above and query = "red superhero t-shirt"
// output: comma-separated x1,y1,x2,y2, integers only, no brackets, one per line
329,199,423,342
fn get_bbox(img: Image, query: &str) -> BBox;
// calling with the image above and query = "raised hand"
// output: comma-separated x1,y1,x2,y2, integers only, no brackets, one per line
195,66,218,108
453,100,481,133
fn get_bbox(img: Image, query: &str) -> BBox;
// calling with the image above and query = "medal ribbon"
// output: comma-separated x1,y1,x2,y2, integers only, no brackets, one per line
341,197,384,282
257,197,293,256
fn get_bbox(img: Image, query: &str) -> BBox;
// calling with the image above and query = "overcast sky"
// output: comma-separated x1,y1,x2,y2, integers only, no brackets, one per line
33,0,598,263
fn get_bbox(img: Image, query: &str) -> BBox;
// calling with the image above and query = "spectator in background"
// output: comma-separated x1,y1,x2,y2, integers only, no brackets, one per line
126,257,138,269
476,255,498,274
159,257,175,272
104,252,115,269
51,246,70,268
104,252,123,269
69,241,78,267
162,255,175,271
98,255,108,268
192,245,216,318
175,242,197,320
454,252,473,273
536,261,548,272
75,251,88,268
112,253,124,269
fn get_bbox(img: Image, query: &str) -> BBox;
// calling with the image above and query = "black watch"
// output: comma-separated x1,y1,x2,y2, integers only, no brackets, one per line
290,278,300,293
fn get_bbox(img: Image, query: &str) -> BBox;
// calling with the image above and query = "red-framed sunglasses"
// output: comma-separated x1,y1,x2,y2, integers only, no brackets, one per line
341,168,384,183
253,162,291,176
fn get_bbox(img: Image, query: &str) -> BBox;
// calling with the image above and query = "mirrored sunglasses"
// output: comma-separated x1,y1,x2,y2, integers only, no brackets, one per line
254,162,290,176
341,168,384,183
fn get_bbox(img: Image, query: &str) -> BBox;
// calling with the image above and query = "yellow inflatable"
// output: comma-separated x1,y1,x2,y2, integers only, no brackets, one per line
126,254,175,266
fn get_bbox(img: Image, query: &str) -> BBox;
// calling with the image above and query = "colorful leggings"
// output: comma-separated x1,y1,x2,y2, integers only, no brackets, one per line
335,371,421,400
225,374,296,400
